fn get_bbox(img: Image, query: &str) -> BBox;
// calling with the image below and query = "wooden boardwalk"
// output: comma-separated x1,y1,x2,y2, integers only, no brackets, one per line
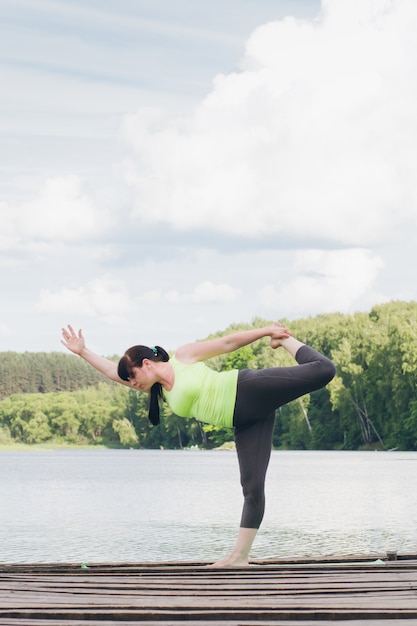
1,555,417,624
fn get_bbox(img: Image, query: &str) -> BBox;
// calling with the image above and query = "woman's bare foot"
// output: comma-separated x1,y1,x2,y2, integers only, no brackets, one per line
208,528,256,568
270,321,291,349
206,554,249,568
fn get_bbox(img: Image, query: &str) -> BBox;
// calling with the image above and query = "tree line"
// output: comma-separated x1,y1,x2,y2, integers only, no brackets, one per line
1,300,416,450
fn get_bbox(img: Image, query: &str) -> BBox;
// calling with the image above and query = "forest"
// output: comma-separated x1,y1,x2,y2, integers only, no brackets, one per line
1,300,417,451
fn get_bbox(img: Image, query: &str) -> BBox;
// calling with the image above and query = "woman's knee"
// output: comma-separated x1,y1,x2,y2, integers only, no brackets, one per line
320,358,336,385
241,492,265,528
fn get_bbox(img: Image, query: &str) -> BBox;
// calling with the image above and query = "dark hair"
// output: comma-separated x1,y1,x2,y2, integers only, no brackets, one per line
118,345,170,426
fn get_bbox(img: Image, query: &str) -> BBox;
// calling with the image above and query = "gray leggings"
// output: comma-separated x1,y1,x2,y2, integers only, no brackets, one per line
232,345,336,529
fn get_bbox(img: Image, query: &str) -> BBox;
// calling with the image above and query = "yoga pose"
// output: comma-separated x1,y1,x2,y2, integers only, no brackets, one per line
61,322,335,567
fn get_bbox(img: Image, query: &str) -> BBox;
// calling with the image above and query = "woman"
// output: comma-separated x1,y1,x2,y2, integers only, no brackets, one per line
61,322,335,568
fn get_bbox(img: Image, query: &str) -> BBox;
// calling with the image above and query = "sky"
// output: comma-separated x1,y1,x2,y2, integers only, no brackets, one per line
1,0,417,356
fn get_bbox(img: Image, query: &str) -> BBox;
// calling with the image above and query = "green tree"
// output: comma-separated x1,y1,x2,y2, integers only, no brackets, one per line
112,418,139,447
2,300,417,451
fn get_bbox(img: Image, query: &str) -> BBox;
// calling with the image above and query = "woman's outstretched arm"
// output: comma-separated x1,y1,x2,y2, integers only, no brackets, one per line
175,322,292,364
61,324,129,385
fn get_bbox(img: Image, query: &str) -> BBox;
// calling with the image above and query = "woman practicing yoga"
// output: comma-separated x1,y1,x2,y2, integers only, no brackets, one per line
61,321,335,567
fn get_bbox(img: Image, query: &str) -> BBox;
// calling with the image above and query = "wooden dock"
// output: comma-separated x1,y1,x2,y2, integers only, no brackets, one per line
1,554,417,624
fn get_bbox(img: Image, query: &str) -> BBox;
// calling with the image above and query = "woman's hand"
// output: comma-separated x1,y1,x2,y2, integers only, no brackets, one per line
61,324,85,355
61,325,127,383
270,322,292,349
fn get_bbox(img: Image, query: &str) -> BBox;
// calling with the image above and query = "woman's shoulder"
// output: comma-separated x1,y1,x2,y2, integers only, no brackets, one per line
171,354,204,368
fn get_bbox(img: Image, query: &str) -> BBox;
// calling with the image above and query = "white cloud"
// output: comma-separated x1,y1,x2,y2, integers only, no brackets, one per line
0,323,11,337
0,176,115,251
124,0,417,245
166,280,241,304
142,289,164,303
189,280,241,303
20,176,114,240
34,277,240,340
143,281,241,305
0,202,20,252
36,278,134,325
259,248,385,317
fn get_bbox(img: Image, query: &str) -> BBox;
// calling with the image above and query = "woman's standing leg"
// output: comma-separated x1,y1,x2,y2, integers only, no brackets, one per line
208,413,276,568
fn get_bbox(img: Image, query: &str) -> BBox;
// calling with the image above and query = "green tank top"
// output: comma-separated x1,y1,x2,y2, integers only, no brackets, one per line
162,356,238,428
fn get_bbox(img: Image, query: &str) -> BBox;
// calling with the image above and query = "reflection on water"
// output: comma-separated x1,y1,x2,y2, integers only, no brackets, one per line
0,449,416,563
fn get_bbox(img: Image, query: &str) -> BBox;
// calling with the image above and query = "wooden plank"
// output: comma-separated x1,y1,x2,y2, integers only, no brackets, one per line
0,619,415,626
1,558,417,624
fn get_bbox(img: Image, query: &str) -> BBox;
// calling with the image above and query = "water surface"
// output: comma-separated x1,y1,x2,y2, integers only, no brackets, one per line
0,449,415,563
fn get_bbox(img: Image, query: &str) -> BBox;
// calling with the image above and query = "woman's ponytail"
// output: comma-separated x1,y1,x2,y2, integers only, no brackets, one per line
149,383,162,425
147,346,169,426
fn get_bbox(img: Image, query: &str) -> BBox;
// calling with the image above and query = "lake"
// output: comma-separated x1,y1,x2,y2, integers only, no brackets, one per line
0,449,416,564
